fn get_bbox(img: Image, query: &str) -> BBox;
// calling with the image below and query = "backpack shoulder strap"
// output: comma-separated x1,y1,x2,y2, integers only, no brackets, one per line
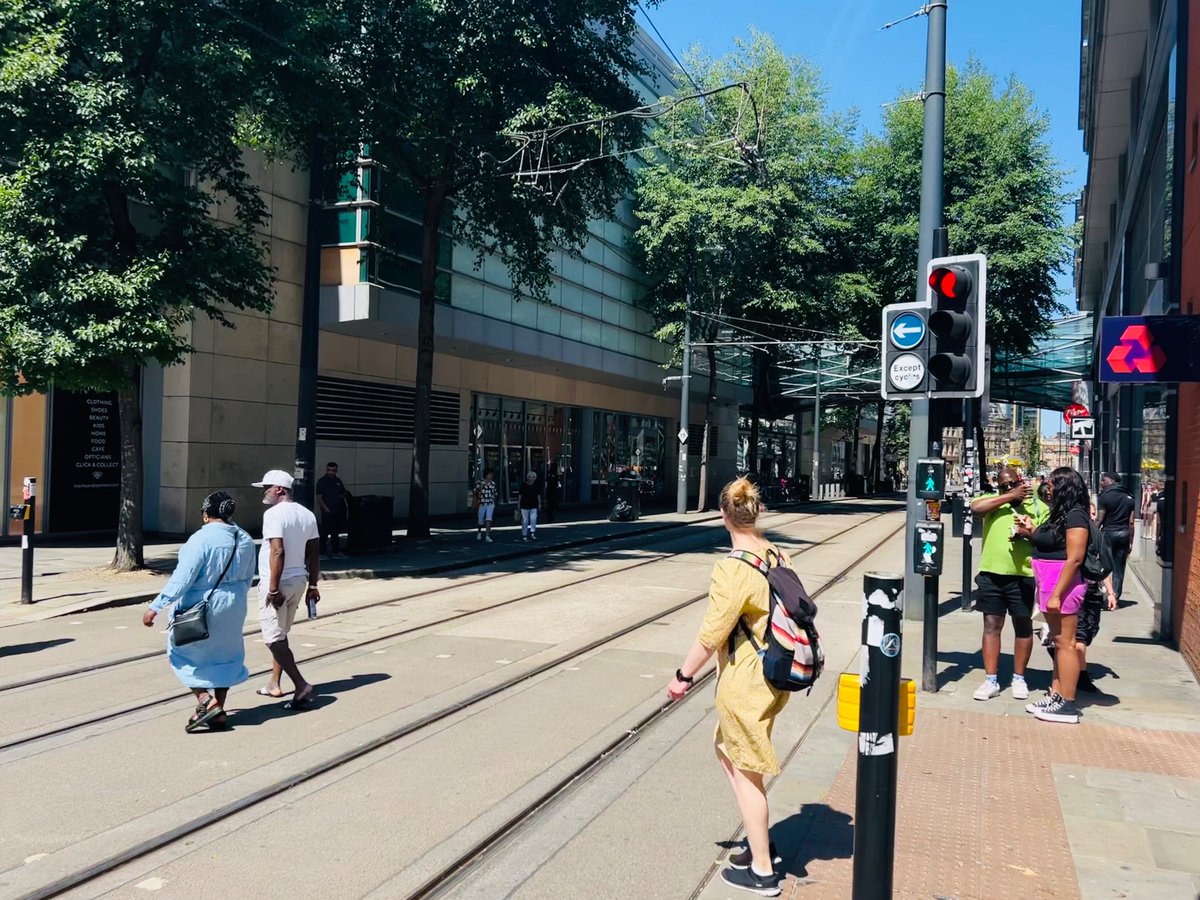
727,549,770,576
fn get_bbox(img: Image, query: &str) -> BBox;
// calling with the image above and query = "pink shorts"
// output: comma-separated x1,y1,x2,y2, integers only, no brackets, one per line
1031,558,1087,616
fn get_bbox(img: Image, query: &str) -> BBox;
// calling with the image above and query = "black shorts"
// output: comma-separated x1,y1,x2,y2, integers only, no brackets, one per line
1076,591,1105,646
975,572,1035,618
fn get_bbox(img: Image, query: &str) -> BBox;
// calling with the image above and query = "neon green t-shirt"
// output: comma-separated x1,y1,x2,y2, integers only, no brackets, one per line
977,496,1048,577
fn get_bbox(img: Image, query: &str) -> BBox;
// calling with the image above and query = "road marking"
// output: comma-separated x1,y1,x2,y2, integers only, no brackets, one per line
114,626,128,630
24,854,47,864
436,653,453,659
564,666,580,671
495,658,512,665
69,621,83,626
372,650,387,655
301,643,317,648
639,674,655,679
135,878,167,891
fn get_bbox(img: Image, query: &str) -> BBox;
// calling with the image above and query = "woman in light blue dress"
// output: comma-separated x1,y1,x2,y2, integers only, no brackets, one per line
142,491,257,732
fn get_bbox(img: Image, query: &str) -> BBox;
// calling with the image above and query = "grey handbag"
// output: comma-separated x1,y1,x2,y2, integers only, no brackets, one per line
171,537,238,646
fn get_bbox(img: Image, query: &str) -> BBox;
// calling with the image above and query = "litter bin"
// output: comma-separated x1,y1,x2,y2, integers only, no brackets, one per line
608,480,641,522
348,494,393,552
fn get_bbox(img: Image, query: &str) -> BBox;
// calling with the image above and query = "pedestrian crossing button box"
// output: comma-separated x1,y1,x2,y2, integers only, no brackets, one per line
8,505,27,521
914,458,945,500
912,520,944,576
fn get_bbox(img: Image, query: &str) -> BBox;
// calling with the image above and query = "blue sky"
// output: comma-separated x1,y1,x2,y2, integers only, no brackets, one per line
639,0,1084,435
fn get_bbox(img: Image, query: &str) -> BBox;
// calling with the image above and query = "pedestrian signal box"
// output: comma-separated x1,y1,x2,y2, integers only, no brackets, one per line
914,458,945,500
912,520,944,576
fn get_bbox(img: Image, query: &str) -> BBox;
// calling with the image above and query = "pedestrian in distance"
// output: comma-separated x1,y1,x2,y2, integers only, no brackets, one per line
968,467,1047,701
1015,467,1091,724
1096,472,1135,601
667,477,793,897
252,470,319,708
544,460,561,523
315,461,349,560
475,468,498,542
142,491,256,733
518,470,540,541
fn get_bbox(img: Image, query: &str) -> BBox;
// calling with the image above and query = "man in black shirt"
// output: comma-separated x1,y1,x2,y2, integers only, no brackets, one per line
315,462,349,559
1096,472,1135,600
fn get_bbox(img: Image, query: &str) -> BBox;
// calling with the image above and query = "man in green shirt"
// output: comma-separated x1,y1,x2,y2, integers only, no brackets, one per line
969,467,1048,701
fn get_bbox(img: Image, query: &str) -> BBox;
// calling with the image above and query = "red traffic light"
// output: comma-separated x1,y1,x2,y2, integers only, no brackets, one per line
928,265,974,301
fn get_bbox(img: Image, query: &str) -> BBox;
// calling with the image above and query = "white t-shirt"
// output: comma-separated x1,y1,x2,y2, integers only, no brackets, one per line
260,501,319,584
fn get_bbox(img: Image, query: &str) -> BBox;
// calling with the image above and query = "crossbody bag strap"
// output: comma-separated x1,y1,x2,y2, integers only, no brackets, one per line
204,533,239,603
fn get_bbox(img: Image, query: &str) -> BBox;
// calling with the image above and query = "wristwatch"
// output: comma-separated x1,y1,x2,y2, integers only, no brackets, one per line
676,669,694,685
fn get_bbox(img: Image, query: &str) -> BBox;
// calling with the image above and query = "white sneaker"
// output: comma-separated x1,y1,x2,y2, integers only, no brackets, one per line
1011,679,1029,700
485,536,493,543
973,680,1001,701
477,533,482,541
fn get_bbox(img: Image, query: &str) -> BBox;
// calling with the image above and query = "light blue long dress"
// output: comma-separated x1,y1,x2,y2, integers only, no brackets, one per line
149,521,257,689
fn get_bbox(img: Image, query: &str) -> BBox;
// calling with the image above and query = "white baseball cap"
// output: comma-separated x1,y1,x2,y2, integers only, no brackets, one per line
252,469,294,489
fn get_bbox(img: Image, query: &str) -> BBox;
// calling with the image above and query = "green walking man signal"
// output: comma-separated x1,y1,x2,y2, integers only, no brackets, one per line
914,458,945,501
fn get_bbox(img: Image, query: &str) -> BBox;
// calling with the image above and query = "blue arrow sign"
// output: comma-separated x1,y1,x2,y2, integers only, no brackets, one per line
890,312,926,350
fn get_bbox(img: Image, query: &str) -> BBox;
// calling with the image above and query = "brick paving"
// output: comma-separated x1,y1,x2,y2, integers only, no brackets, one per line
783,705,1200,899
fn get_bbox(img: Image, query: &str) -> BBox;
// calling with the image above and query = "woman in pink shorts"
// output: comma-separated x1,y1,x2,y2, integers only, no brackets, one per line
1016,467,1090,724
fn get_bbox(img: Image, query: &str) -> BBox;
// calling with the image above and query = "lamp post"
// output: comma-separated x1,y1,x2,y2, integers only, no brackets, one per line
676,247,694,515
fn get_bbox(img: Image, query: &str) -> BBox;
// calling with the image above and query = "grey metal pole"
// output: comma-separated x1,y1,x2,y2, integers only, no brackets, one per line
294,133,324,512
676,250,693,515
904,0,947,620
812,345,822,501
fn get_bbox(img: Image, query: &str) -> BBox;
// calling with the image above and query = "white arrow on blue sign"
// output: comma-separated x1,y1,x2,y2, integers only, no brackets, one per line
889,312,926,350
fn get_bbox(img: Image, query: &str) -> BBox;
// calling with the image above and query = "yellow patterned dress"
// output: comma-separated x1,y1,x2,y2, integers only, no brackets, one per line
697,549,791,775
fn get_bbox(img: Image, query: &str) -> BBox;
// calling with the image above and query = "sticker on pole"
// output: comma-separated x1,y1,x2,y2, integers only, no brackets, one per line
887,354,926,391
880,633,900,658
677,428,689,445
889,312,926,350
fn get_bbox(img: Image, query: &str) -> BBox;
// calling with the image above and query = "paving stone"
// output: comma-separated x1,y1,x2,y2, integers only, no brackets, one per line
1146,828,1200,874
1063,815,1155,867
1073,857,1200,900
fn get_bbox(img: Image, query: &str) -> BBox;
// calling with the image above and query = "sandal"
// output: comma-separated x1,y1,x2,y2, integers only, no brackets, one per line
185,692,224,733
284,684,315,710
255,686,285,698
209,712,232,730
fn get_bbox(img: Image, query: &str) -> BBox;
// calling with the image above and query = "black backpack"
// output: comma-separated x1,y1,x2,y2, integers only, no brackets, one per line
1081,519,1115,583
728,549,825,692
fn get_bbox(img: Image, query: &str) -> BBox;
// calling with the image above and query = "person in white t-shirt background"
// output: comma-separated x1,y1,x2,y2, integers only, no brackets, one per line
251,470,319,708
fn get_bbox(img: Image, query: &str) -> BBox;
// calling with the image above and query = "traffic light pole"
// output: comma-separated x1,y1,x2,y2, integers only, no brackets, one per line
677,248,693,516
904,0,947,622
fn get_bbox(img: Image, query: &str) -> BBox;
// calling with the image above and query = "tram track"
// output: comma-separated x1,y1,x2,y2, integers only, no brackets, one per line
0,508,846,753
403,519,905,899
0,505,822,697
10,507,902,900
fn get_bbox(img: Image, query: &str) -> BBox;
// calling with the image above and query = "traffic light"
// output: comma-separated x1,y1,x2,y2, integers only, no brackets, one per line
926,253,986,398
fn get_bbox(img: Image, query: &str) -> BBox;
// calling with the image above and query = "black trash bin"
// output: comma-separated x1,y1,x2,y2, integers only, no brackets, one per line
608,480,641,522
348,494,393,552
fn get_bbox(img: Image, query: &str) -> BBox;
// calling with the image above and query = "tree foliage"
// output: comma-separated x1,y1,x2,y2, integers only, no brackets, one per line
849,59,1072,355
352,0,650,537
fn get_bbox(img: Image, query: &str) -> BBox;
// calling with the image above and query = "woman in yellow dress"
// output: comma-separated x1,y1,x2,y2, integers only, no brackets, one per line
667,477,790,897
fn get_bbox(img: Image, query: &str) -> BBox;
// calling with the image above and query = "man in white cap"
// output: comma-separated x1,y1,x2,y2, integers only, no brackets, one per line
251,469,319,706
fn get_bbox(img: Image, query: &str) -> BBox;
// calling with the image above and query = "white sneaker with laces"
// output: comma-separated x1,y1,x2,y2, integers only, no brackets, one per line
973,680,1001,701
1011,679,1030,700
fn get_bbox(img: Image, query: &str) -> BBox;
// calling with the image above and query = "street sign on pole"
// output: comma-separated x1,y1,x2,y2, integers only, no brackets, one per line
889,312,927,350
1063,403,1089,424
1070,417,1095,440
677,428,688,445
881,301,930,401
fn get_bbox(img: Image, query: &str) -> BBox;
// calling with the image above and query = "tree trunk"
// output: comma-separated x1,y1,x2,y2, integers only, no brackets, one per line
851,401,863,475
697,340,718,512
870,399,885,489
112,363,145,571
407,186,447,540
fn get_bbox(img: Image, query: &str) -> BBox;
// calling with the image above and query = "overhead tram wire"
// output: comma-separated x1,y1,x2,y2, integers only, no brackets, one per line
635,0,703,94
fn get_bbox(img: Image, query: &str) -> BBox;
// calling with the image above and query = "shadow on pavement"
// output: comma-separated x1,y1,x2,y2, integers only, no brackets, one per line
0,637,73,658
714,803,854,880
935,649,1055,692
222,672,391,728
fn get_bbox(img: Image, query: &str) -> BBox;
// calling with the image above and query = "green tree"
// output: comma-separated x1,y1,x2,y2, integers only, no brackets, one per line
631,32,854,508
354,0,646,538
849,59,1072,357
1019,420,1043,474
0,0,343,568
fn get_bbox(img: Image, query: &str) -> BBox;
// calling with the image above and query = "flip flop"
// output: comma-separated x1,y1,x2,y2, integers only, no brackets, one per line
284,685,316,710
255,686,285,698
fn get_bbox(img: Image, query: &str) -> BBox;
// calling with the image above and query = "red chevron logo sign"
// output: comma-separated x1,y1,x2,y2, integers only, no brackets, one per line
1106,324,1166,375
